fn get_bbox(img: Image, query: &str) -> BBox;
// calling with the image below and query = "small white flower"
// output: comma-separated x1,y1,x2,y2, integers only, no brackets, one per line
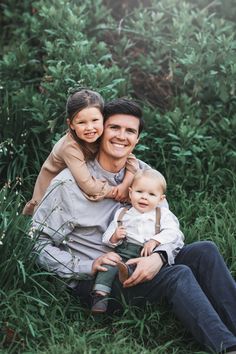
28,227,36,239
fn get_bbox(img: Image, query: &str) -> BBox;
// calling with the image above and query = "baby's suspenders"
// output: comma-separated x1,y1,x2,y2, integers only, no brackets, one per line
117,206,161,234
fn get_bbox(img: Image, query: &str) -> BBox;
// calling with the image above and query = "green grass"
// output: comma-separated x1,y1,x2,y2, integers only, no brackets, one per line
1,182,235,353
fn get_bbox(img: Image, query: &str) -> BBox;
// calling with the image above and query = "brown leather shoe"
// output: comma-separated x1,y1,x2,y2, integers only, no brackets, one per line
117,261,136,284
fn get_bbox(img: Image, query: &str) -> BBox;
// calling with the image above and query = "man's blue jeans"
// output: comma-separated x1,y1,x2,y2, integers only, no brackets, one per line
72,241,236,353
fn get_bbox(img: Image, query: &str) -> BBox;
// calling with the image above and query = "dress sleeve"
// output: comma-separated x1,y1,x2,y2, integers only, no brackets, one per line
125,153,139,175
61,141,112,201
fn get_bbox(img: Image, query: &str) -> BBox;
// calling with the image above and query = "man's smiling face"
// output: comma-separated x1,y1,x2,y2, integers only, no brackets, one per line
100,114,140,161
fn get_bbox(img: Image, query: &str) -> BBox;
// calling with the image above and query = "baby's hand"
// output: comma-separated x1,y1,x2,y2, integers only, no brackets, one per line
112,184,129,203
110,226,127,244
141,240,160,257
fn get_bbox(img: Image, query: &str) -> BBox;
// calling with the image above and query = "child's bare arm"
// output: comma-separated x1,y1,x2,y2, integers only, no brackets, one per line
112,153,140,202
112,170,134,202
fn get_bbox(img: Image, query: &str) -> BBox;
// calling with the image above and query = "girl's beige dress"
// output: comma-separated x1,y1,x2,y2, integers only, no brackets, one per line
23,132,138,215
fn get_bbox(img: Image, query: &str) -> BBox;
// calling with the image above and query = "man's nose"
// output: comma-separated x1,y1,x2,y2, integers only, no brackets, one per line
117,129,126,139
141,193,148,199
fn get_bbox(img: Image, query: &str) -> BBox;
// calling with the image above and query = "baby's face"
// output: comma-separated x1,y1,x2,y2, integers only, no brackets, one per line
129,176,165,213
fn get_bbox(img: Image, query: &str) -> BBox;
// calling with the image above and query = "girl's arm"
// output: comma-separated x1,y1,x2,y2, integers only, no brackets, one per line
22,134,113,216
62,140,113,201
112,153,139,202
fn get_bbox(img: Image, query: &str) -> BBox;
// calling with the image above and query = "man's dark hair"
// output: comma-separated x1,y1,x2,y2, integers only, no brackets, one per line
103,98,144,135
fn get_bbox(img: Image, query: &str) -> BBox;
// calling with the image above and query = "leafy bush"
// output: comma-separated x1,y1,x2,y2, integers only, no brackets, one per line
96,0,236,190
0,0,127,195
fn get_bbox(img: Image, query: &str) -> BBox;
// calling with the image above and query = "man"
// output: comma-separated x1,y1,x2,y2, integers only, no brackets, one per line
33,98,236,354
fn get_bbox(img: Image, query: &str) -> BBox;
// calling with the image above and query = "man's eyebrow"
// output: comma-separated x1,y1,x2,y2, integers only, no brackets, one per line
107,123,120,127
107,123,138,134
127,127,138,133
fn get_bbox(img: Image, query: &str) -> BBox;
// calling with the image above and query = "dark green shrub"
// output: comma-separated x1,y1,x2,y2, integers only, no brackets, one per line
0,0,128,196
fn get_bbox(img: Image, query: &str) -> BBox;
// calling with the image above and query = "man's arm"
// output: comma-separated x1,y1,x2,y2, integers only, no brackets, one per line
35,237,121,279
35,238,94,279
33,179,93,279
33,170,122,280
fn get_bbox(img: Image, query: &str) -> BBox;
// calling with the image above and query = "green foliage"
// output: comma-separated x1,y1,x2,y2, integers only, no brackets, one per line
0,0,128,193
136,95,236,192
103,0,236,191
1,0,236,352
97,0,236,112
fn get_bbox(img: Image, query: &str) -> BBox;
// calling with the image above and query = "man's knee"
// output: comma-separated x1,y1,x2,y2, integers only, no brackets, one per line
188,240,219,257
173,264,193,281
197,241,220,262
165,265,194,296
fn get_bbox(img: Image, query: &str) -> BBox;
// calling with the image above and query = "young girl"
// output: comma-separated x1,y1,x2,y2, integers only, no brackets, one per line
23,89,138,215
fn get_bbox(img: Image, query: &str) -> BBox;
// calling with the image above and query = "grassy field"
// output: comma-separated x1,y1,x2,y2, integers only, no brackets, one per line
1,178,235,353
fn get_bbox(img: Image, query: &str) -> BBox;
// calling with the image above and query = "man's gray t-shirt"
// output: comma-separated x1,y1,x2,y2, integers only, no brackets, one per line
33,159,183,284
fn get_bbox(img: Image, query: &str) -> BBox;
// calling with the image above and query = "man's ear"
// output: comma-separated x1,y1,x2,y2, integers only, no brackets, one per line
135,136,140,146
160,194,166,201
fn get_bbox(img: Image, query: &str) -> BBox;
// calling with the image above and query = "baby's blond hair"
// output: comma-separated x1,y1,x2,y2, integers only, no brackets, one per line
132,169,167,193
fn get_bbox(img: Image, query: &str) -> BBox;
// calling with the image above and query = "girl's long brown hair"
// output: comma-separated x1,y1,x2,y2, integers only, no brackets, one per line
66,89,104,160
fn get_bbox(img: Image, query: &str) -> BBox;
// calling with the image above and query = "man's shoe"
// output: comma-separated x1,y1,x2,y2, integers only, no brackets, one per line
117,261,135,284
91,294,108,314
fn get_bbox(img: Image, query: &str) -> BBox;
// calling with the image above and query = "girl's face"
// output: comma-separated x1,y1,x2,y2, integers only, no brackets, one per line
68,107,104,143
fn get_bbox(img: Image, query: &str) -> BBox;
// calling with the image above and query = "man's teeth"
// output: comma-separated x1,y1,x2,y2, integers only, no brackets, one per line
113,143,125,148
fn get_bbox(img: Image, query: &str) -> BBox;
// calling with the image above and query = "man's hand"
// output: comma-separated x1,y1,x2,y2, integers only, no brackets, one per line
123,253,164,288
92,252,121,274
110,226,126,244
140,239,160,257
